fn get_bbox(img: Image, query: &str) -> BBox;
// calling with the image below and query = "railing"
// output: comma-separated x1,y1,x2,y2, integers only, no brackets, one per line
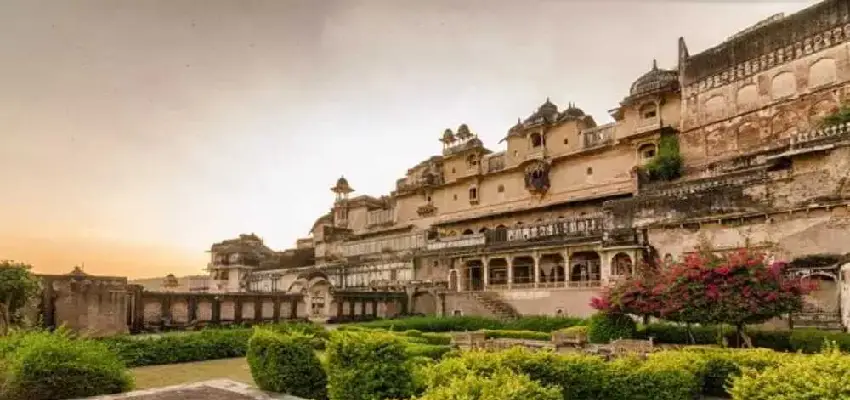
581,124,615,149
634,117,661,135
486,279,601,291
487,154,505,173
366,208,395,226
395,174,445,193
638,169,765,197
486,216,605,245
790,121,850,149
525,147,546,161
341,232,427,257
426,234,486,251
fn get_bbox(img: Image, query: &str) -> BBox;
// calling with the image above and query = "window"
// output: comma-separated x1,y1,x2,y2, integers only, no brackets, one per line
530,132,544,148
497,184,505,193
451,167,456,173
563,138,569,145
586,167,593,175
640,103,657,119
513,150,519,157
466,154,478,167
453,194,458,201
462,229,474,235
644,149,656,158
426,195,432,203
469,187,478,203
643,110,657,119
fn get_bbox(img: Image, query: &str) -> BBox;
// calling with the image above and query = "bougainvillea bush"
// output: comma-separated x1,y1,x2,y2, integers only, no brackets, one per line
593,249,814,346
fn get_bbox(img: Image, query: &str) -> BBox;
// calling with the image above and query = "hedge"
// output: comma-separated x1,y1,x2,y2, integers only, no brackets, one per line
416,368,561,400
588,313,637,343
246,329,327,400
1,330,134,400
352,315,585,333
636,323,850,354
326,330,416,400
101,321,328,367
729,345,850,399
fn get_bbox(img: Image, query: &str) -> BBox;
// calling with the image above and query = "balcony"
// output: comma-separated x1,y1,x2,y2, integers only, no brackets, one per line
485,216,605,248
366,208,395,227
525,147,547,161
581,124,615,149
426,234,486,251
487,154,505,173
341,232,427,257
634,117,661,135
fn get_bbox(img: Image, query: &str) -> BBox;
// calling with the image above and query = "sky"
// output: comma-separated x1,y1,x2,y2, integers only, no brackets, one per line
0,0,818,278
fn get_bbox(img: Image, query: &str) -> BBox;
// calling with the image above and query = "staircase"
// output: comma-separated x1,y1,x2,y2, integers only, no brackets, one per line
471,291,520,320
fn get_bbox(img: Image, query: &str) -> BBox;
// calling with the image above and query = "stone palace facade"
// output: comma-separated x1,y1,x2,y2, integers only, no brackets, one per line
202,0,850,325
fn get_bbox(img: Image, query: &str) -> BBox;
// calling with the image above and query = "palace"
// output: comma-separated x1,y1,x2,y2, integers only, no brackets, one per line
203,0,850,324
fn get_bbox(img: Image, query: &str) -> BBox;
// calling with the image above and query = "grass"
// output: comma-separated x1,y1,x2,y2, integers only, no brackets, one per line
131,357,253,390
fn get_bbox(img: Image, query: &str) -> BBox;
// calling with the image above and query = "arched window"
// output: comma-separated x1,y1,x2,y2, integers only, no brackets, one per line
462,229,474,235
468,187,478,201
640,103,657,119
638,143,656,162
466,154,478,168
497,184,505,193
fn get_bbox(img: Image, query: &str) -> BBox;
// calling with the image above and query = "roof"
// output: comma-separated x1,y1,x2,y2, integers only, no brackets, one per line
627,60,679,101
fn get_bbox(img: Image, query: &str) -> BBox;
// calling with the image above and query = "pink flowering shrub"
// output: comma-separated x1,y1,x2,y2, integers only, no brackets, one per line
592,249,815,346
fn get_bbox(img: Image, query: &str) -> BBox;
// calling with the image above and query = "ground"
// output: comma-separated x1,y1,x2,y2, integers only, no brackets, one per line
132,358,253,390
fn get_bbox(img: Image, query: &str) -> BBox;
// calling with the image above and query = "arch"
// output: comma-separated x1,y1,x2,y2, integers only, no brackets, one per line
452,309,463,316
800,273,839,313
462,229,475,235
496,184,505,193
770,110,801,140
463,259,485,291
487,258,509,287
705,125,734,157
639,102,658,119
663,253,674,264
611,252,634,276
808,58,837,89
511,256,535,286
412,292,438,315
809,99,840,122
448,269,459,292
297,269,330,281
495,224,507,229
555,308,565,316
539,253,566,286
736,121,762,151
466,154,478,168
637,143,656,164
736,83,759,111
468,186,478,201
569,251,601,284
478,227,488,233
771,71,796,99
703,94,726,121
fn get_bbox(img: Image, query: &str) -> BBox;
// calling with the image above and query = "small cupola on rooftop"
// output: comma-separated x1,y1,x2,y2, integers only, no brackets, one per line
558,101,586,121
331,176,354,201
626,59,679,103
524,98,560,125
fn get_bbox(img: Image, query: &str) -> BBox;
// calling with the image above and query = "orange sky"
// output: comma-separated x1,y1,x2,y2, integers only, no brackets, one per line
0,0,817,278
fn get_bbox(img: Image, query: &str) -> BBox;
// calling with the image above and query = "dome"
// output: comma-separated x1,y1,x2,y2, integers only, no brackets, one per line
629,60,679,98
336,176,349,187
523,98,559,124
456,124,472,139
440,128,456,143
559,102,586,120
162,274,179,288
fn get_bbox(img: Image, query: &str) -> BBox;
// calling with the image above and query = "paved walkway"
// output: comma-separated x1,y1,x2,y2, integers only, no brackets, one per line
79,379,307,400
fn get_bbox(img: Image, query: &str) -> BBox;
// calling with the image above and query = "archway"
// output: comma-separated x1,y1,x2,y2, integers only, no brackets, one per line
800,272,839,313
487,258,509,289
412,292,438,315
448,269,459,292
569,251,601,286
611,253,634,277
511,256,535,287
464,260,484,291
539,253,565,287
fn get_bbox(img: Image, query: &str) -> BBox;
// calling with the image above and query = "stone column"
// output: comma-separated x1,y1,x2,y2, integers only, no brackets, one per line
600,251,612,285
482,257,490,291
563,250,571,288
507,257,514,290
533,253,541,288
336,298,344,318
348,300,355,316
272,297,281,321
290,299,298,320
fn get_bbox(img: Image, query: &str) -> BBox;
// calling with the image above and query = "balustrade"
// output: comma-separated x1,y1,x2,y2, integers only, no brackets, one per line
486,215,604,245
581,124,615,149
341,232,426,257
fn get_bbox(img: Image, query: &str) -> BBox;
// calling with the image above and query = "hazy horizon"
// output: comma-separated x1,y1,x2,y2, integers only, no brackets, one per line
0,0,817,279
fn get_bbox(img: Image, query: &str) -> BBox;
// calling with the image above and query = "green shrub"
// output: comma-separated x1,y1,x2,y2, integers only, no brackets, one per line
500,315,586,332
326,330,415,400
604,356,699,400
790,328,850,353
420,332,452,345
405,343,452,360
588,312,636,343
729,345,850,399
102,328,253,367
642,134,683,181
2,331,134,400
416,368,561,400
481,329,551,341
246,329,327,400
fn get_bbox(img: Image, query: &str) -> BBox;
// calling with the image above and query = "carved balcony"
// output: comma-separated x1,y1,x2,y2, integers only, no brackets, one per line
634,117,661,135
485,215,605,249
426,234,486,252
581,124,615,149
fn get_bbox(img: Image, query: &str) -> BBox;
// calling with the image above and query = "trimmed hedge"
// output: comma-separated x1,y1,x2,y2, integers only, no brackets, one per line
326,330,416,400
729,345,850,399
246,329,327,400
416,368,561,400
1,330,134,400
101,321,328,367
481,329,551,341
588,313,636,343
637,323,850,354
352,315,585,333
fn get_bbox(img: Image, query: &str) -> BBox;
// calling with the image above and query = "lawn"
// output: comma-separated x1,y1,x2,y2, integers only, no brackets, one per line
131,357,253,390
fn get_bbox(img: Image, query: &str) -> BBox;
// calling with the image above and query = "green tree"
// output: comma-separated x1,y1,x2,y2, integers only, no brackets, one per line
0,261,40,336
643,134,683,181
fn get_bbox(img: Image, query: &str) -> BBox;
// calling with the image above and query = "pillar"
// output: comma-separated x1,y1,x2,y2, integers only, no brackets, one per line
42,279,56,330
337,298,344,319
273,297,281,321
372,299,378,318
600,251,612,285
187,296,198,322
533,253,541,288
234,297,243,323
483,257,490,290
348,300,355,317
563,250,571,288
290,299,298,319
507,257,514,290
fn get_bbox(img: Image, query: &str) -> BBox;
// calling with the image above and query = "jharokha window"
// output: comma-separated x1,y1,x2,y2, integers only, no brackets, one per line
469,187,479,204
530,132,544,148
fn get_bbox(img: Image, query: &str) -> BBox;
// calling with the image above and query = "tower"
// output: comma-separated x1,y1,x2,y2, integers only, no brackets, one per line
330,176,354,227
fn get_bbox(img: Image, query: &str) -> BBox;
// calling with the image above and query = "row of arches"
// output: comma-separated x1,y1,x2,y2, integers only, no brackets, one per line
448,251,634,292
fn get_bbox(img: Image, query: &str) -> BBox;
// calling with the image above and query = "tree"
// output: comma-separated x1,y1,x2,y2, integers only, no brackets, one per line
592,249,814,347
0,260,40,335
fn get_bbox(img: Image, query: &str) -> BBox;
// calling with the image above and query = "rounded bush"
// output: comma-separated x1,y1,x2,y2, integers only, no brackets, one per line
587,312,636,343
326,330,415,400
246,328,327,400
416,368,561,400
2,331,134,400
729,347,850,399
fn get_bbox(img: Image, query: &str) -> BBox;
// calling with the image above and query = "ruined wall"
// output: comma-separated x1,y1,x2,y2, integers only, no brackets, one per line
40,274,130,337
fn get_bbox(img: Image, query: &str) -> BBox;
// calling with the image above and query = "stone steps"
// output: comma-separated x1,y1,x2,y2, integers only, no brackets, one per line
471,292,520,320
